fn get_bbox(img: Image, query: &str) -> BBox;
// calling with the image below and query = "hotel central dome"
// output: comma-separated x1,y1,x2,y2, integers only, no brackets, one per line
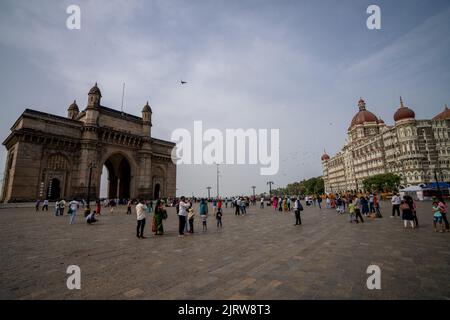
349,98,379,129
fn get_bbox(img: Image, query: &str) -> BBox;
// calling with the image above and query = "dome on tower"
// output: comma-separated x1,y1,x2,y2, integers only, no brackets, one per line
142,101,152,113
68,100,79,111
321,152,330,161
432,104,450,120
393,97,415,122
88,82,102,97
349,98,379,128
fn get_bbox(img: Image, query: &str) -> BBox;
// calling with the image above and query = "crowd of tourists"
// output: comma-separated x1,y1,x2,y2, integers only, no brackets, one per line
34,189,450,237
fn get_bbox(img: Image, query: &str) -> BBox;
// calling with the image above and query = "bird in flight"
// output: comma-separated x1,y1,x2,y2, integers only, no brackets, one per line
181,80,187,84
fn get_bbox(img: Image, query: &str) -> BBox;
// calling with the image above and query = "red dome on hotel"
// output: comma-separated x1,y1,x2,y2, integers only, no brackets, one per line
349,98,379,128
321,153,330,161
432,105,450,120
394,97,415,122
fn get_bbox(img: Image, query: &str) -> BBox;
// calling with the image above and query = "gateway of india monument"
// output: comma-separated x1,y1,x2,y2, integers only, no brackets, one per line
1,83,176,202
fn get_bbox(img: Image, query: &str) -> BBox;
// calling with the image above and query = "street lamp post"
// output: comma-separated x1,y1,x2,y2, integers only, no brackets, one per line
434,169,443,200
266,181,274,198
207,186,211,200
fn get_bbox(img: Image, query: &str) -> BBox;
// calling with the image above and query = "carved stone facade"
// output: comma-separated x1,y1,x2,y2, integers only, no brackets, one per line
1,83,176,202
322,98,450,193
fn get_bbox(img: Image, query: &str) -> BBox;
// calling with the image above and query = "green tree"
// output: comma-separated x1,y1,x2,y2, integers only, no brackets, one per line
362,173,401,192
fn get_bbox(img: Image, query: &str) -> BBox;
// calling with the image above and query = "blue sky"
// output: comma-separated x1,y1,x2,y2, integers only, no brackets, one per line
0,0,449,197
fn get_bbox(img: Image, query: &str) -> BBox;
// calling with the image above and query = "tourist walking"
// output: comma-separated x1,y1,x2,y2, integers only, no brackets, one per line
54,200,60,216
437,198,449,231
216,207,223,229
401,198,415,229
391,193,401,217
260,197,264,209
373,193,382,218
240,198,247,215
35,199,41,212
188,206,195,234
152,200,164,235
361,196,369,216
317,195,322,209
178,196,190,237
235,198,240,215
348,199,356,223
432,200,445,232
369,194,375,213
293,198,303,226
199,198,208,228
127,200,133,215
136,199,146,239
354,196,364,223
59,199,66,216
68,199,79,225
42,199,49,211
95,200,101,215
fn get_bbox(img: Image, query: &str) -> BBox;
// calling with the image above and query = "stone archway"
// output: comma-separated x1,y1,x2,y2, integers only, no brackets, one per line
152,165,166,200
101,153,133,200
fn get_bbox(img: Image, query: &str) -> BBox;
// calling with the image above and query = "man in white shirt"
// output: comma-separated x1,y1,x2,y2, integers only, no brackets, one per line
136,200,146,239
69,199,79,225
178,196,190,237
391,193,401,217
294,198,303,225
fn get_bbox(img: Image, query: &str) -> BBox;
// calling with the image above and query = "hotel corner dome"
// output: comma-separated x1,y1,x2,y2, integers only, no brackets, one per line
321,153,330,161
88,82,102,96
393,97,415,122
433,105,450,120
349,98,379,128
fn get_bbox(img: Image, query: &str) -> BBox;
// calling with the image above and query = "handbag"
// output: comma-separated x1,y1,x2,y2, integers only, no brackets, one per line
162,209,168,220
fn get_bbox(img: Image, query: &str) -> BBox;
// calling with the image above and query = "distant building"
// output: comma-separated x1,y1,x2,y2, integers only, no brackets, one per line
1,83,176,202
321,98,450,193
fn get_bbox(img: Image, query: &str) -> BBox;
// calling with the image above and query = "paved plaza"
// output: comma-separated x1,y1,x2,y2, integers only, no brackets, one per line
0,201,449,300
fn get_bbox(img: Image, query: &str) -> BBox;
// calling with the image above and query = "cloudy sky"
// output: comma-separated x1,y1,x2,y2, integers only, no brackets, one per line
0,0,449,198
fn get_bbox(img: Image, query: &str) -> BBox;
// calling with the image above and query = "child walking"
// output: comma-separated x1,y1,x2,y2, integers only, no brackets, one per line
432,201,444,232
348,200,356,223
216,207,223,229
201,212,208,231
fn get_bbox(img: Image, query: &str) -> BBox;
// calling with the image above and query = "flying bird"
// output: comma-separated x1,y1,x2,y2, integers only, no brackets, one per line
181,80,187,85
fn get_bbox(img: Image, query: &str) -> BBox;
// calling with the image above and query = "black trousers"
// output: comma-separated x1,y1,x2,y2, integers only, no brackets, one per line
413,212,419,227
355,209,364,223
295,210,302,225
127,207,132,215
235,206,240,215
137,218,146,237
42,205,48,211
179,215,186,235
189,218,194,233
217,218,222,228
442,213,449,230
392,204,400,216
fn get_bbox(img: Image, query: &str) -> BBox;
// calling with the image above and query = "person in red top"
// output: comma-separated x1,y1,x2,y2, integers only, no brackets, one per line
96,200,101,215
217,199,222,210
373,194,382,218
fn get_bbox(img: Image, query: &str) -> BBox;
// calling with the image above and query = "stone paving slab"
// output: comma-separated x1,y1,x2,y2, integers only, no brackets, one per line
0,201,449,299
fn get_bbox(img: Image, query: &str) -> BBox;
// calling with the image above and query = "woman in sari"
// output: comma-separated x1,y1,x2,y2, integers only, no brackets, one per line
152,200,164,235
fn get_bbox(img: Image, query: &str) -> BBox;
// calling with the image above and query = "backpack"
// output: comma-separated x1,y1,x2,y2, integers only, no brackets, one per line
162,209,168,220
